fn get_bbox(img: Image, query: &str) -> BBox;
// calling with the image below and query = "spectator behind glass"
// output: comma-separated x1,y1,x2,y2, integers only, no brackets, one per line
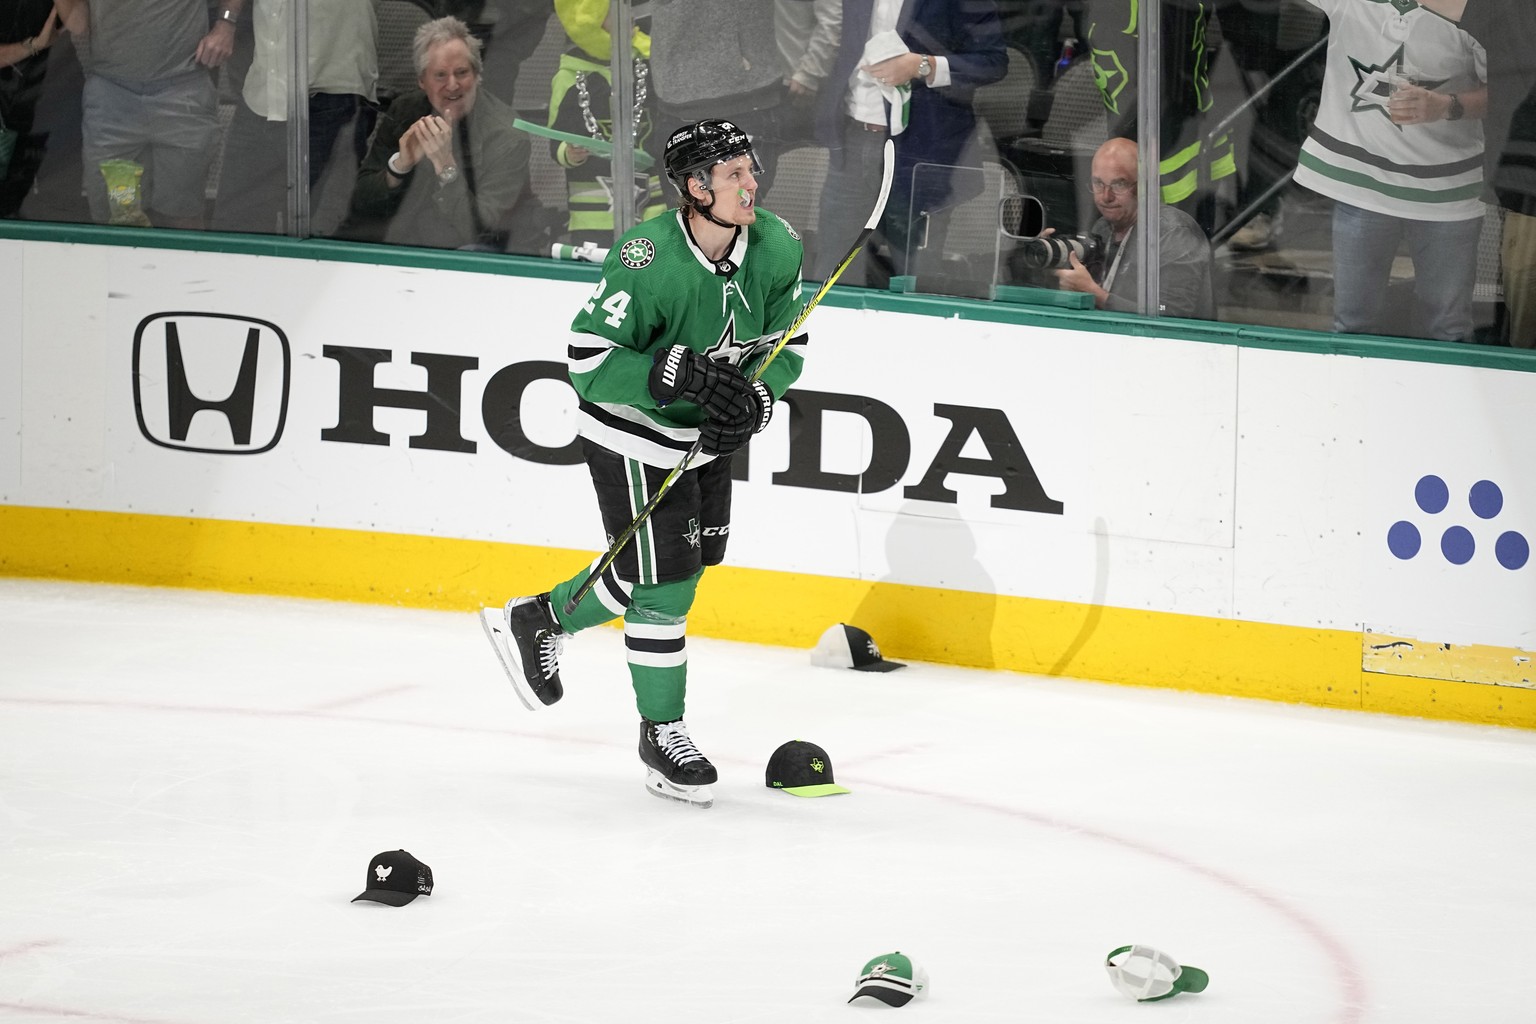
1293,0,1488,343
1207,0,1328,254
1,2,60,217
647,0,786,190
1498,87,1536,347
1053,136,1216,319
1415,0,1536,348
546,0,666,247
211,0,378,235
811,0,1006,285
342,16,530,250
773,0,843,148
54,0,239,229
1087,0,1237,237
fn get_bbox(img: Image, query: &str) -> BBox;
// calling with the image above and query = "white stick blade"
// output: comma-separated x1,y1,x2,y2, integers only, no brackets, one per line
863,139,896,231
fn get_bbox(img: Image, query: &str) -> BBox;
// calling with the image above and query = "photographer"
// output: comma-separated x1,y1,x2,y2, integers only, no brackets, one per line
1053,137,1216,320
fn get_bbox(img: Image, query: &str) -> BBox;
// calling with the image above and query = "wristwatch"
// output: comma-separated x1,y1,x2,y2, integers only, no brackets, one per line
217,7,237,24
1447,93,1465,121
438,165,459,185
916,54,932,81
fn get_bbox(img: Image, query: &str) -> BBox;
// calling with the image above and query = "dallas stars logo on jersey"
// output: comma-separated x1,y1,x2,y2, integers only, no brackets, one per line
565,208,807,467
619,238,655,269
1346,44,1448,126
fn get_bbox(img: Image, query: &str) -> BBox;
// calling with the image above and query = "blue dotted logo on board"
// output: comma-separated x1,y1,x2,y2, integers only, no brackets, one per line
1387,475,1530,571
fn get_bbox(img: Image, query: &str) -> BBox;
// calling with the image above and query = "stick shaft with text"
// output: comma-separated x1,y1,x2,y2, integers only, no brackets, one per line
562,139,896,616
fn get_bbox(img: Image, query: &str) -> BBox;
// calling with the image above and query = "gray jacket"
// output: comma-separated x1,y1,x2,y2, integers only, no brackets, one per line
648,0,783,105
1091,205,1216,321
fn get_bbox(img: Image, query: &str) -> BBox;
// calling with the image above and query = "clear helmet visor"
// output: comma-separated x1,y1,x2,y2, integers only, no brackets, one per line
679,149,764,198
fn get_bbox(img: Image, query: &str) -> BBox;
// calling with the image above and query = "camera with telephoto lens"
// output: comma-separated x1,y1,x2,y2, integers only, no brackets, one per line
998,194,1104,275
1016,232,1104,271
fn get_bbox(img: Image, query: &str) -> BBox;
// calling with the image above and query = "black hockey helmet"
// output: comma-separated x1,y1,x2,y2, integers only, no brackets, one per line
663,119,762,203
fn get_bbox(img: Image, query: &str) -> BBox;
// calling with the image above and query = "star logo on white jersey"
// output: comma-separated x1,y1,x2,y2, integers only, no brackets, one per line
1347,44,1447,125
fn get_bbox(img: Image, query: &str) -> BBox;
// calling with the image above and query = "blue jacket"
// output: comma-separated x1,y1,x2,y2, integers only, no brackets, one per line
815,0,1007,208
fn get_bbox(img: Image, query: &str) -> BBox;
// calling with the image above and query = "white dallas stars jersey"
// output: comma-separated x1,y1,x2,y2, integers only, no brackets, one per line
1294,0,1487,221
565,208,806,467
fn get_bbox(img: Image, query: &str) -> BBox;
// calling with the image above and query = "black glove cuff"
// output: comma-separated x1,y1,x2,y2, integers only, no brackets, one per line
749,379,773,434
648,345,691,406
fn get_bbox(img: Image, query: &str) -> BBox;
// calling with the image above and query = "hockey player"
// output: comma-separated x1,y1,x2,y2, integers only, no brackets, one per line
482,119,807,808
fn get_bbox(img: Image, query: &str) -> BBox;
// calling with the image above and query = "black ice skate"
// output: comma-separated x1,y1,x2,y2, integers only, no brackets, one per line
639,718,718,808
479,594,565,710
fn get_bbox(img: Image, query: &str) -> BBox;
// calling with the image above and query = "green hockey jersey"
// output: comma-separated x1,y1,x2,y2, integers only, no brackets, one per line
566,208,807,468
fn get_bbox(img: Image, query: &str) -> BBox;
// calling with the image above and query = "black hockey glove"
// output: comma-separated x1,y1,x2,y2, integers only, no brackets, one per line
698,378,773,457
647,345,752,420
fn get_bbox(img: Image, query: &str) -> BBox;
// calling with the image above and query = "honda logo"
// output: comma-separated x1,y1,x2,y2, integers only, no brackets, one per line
132,312,290,454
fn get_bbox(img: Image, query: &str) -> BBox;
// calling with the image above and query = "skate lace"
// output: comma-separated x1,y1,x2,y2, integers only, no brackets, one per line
654,721,706,765
537,631,564,680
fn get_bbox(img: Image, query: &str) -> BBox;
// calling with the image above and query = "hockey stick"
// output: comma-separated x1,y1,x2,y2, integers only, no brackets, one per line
562,139,896,616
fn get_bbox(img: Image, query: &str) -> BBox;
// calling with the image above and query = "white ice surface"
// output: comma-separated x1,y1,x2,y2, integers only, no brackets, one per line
1,579,1533,1023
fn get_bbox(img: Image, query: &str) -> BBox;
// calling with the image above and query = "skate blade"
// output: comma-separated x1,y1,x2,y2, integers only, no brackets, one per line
644,769,713,809
478,607,538,711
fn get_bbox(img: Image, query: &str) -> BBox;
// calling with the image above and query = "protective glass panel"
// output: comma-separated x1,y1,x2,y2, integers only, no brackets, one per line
621,0,1014,298
7,0,1529,347
212,0,378,237
539,0,666,260
1151,0,1528,344
329,1,562,253
2,0,582,256
8,0,239,228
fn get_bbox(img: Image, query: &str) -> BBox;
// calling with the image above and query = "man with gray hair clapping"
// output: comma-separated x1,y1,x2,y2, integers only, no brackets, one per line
344,16,529,251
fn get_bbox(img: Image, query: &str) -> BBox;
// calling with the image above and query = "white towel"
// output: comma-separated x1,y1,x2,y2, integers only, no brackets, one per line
859,29,912,136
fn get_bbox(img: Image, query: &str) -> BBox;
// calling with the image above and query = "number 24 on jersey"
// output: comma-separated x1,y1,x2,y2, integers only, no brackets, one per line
583,278,632,329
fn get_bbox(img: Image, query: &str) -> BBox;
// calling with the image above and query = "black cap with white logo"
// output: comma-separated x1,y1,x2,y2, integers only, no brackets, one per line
810,623,906,672
352,850,433,906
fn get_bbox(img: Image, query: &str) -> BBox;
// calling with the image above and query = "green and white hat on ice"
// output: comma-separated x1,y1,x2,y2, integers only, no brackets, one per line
1104,945,1209,1002
848,951,929,1006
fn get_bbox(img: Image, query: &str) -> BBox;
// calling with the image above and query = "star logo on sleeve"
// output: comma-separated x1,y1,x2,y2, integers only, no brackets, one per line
619,237,655,269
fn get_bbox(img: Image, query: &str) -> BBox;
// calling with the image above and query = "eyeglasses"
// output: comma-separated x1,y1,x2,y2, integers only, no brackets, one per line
1090,178,1135,196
